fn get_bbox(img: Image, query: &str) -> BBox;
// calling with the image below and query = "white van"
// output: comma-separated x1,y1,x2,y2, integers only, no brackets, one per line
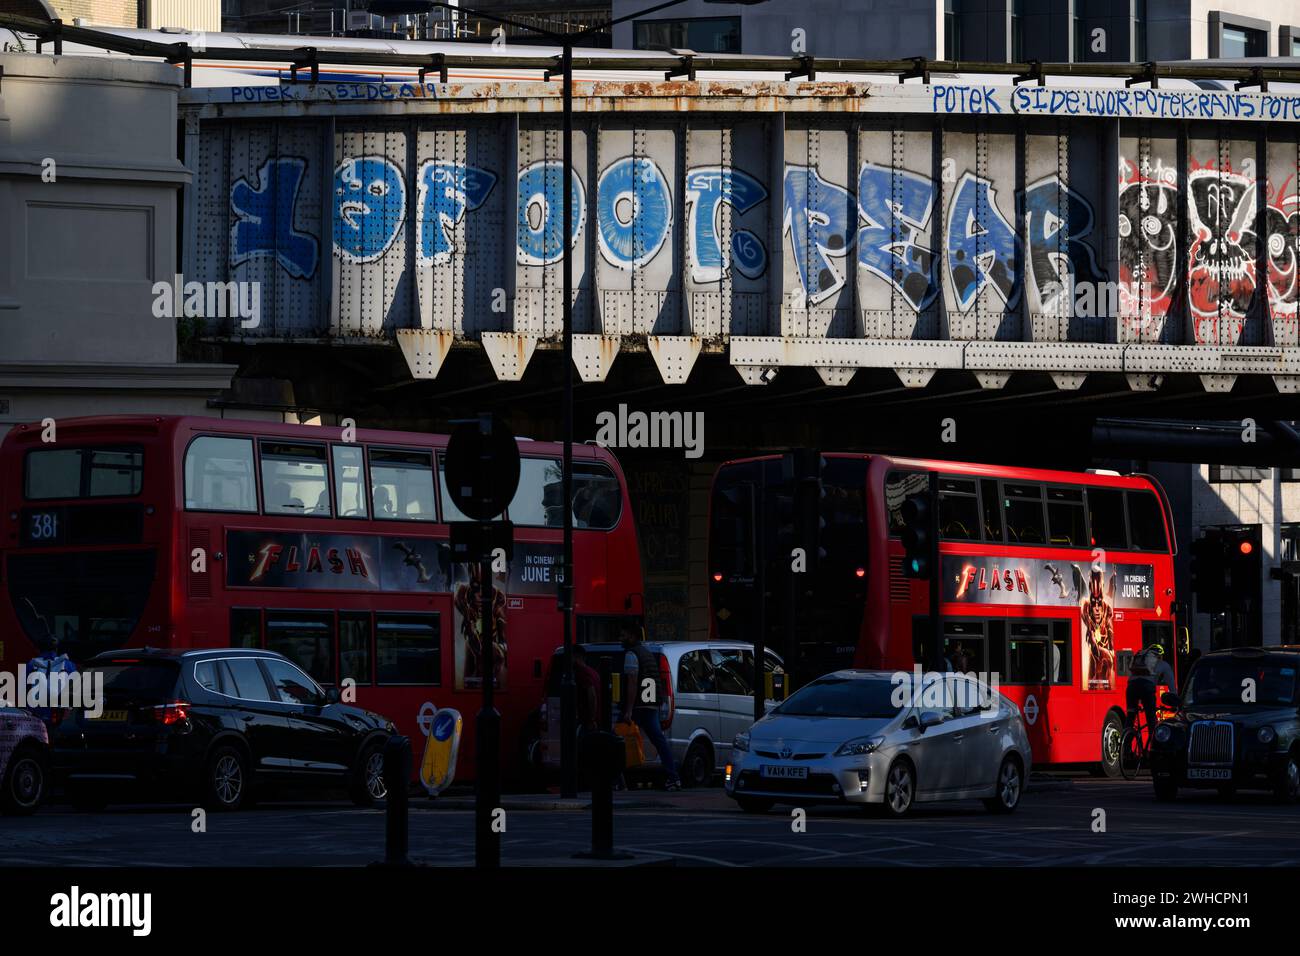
539,641,784,787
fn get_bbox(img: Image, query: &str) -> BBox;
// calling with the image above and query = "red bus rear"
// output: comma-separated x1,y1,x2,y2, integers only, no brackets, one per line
708,452,1178,774
0,416,644,781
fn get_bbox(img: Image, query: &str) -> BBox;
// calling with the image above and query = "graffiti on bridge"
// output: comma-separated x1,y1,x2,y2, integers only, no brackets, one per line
229,149,1297,336
783,163,1101,314
231,154,769,280
1118,154,1300,343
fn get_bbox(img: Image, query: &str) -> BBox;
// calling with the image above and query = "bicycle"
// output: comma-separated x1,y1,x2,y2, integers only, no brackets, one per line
1119,708,1151,781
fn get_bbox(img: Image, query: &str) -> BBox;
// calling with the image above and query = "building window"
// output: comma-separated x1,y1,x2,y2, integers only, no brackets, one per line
1283,26,1300,56
633,16,740,53
1134,0,1148,59
944,0,961,60
1211,12,1270,58
1209,465,1270,483
1010,0,1024,61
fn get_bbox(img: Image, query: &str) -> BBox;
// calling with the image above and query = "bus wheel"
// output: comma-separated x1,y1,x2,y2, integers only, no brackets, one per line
1099,712,1125,778
350,740,388,807
203,745,248,812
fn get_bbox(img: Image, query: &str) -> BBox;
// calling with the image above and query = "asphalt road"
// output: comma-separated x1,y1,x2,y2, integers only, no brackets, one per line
4,776,1299,867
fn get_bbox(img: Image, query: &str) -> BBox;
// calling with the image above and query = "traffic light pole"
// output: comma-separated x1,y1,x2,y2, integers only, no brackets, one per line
926,470,941,672
476,547,500,868
753,469,766,726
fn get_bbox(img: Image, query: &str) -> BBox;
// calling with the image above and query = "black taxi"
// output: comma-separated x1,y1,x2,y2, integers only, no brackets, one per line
1150,647,1300,802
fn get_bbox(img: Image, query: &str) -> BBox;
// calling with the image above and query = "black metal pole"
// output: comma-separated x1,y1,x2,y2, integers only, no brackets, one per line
559,41,578,800
476,551,501,868
928,470,941,671
753,474,766,726
382,735,411,866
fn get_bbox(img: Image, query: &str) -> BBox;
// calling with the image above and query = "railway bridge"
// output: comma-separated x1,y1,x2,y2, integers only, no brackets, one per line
175,63,1300,399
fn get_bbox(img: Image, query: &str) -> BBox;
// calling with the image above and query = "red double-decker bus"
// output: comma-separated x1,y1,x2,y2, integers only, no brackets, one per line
0,416,644,781
709,453,1178,776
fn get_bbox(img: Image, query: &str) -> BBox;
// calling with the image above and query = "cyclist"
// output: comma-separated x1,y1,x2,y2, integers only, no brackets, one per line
1125,643,1175,743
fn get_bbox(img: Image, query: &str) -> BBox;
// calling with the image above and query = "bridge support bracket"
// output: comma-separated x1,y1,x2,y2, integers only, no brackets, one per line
480,331,538,381
572,334,621,382
815,366,857,386
646,335,702,384
396,329,454,380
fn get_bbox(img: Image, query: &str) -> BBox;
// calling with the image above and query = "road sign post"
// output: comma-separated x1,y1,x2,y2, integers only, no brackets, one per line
444,414,520,870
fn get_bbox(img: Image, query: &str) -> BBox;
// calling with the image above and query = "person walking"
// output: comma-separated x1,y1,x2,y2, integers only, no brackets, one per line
619,622,681,792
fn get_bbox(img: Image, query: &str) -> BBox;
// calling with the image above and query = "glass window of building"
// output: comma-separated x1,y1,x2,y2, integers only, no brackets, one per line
633,16,740,53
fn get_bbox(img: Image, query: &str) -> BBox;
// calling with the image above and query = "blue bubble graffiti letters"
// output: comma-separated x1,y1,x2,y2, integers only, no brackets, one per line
230,157,319,279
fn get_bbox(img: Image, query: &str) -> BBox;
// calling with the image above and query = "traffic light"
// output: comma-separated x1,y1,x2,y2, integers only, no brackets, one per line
1189,530,1227,613
1220,525,1261,611
900,486,935,579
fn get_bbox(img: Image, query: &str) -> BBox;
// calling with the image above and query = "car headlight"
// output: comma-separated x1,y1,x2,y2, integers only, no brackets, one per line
1153,724,1173,744
733,732,751,753
1257,726,1276,745
834,735,885,757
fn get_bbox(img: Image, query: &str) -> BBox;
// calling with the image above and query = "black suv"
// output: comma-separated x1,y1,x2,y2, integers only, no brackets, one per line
51,648,394,811
1149,647,1300,802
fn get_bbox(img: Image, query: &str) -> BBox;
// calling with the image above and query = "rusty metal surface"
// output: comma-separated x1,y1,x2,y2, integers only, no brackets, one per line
180,76,1300,389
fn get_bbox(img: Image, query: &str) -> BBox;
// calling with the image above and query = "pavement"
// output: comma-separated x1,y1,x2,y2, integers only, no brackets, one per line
4,773,1298,867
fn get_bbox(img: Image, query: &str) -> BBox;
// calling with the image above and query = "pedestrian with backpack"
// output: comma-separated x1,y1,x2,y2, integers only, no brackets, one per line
619,621,681,792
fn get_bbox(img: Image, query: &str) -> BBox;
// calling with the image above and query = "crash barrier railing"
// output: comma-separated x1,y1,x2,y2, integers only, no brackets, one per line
3,13,1300,89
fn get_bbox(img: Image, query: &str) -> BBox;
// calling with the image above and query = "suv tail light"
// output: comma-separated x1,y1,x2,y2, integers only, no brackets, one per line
150,701,191,726
658,654,674,729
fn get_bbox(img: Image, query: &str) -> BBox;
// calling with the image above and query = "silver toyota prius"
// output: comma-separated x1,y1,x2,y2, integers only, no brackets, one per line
725,669,1031,816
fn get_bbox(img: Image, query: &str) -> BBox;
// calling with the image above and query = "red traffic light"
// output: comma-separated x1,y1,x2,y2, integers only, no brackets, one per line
1239,541,1253,555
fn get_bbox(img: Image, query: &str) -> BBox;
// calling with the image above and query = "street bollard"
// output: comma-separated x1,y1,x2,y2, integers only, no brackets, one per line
575,729,631,861
383,735,411,867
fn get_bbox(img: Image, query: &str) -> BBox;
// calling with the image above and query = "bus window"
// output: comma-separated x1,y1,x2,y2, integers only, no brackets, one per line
26,445,144,500
186,437,257,513
1127,490,1168,552
231,608,261,648
340,612,373,685
1051,620,1072,684
372,448,435,522
437,452,499,523
938,477,980,541
573,463,622,530
886,471,930,536
1087,487,1127,550
25,449,82,499
265,611,334,684
943,619,986,674
1007,622,1051,683
333,444,368,518
509,457,562,527
261,442,330,517
1046,486,1087,547
979,479,1003,542
1003,483,1046,545
376,613,440,685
